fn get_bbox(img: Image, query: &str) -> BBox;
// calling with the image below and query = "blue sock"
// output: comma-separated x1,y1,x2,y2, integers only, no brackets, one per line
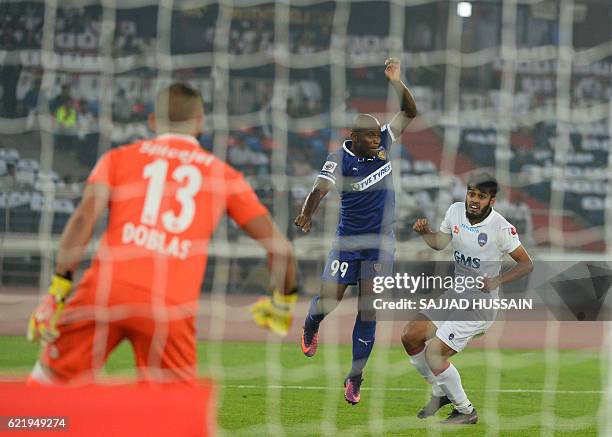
349,313,376,378
304,296,325,332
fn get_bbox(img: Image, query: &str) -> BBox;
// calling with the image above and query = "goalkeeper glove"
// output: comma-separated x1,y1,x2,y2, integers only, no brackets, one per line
27,273,73,344
250,288,298,337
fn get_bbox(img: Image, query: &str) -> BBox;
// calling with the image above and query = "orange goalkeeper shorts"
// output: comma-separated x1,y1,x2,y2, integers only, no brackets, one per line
40,279,198,384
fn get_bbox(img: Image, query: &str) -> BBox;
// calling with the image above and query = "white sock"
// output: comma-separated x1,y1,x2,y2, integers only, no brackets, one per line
433,363,473,414
409,347,445,397
30,361,57,385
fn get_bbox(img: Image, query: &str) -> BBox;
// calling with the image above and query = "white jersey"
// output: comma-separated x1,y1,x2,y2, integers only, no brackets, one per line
440,202,521,292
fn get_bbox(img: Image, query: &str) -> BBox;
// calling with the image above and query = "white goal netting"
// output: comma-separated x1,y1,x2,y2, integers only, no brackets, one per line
0,0,610,434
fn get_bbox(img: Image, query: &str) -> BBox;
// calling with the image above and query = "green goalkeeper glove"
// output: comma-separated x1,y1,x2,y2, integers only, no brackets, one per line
27,273,73,344
250,289,298,336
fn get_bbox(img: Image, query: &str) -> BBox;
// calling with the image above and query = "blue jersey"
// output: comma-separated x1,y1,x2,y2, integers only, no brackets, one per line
318,124,396,242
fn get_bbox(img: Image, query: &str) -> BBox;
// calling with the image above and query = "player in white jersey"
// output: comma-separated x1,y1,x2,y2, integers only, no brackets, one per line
401,172,533,424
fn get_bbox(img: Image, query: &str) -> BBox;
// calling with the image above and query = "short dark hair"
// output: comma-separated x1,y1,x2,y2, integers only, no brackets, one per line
467,171,498,197
155,82,203,131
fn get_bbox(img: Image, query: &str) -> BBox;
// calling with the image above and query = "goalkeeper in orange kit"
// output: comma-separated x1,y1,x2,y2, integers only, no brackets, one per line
27,82,298,385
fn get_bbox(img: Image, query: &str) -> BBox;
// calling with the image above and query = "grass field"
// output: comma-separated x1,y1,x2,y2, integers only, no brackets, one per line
0,335,604,436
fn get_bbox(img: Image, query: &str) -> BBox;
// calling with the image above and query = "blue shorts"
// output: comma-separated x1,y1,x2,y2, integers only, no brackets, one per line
321,249,394,285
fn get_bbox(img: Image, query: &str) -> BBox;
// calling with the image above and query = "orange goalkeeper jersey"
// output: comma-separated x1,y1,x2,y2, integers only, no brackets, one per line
81,133,268,305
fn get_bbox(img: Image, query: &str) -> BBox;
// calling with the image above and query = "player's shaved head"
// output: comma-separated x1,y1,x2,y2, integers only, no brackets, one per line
349,113,382,158
352,114,381,132
153,82,204,135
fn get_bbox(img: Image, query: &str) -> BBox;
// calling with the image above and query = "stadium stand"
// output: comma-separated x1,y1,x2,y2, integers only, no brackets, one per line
0,0,610,276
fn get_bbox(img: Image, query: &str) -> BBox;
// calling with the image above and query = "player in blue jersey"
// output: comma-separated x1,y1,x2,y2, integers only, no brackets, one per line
294,58,417,404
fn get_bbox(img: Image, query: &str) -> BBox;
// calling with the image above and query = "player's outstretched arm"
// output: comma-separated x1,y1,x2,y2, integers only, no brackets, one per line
413,218,451,250
481,245,533,292
294,177,333,233
27,183,109,343
242,214,298,294
385,57,417,139
244,214,299,336
54,183,110,276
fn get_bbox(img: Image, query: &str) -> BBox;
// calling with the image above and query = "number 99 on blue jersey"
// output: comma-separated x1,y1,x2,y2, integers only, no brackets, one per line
321,249,394,285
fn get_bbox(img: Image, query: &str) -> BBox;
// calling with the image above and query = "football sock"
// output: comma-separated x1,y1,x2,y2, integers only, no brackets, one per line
433,363,473,414
408,345,445,397
28,361,55,385
348,312,376,378
304,296,324,331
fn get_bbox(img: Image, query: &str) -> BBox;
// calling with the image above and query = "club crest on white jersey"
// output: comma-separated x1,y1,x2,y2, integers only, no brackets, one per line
440,202,521,283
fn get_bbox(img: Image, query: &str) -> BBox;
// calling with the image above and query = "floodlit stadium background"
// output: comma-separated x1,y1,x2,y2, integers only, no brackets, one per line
0,0,611,434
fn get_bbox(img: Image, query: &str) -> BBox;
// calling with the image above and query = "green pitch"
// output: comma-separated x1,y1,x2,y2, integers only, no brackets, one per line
1,336,603,436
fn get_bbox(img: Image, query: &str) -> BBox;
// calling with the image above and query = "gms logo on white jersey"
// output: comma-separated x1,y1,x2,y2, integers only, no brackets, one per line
440,202,521,288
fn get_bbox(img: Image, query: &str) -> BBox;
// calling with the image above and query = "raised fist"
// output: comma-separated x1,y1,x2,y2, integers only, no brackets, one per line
412,218,431,235
384,57,401,82
294,213,313,233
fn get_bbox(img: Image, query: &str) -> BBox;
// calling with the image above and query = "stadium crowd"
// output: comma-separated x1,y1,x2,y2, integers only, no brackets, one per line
1,1,610,251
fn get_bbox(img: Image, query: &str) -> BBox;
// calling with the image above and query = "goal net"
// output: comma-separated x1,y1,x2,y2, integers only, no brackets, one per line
0,0,610,434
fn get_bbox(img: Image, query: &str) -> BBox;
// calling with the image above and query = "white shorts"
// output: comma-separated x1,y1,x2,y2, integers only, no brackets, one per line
421,289,497,352
431,318,494,352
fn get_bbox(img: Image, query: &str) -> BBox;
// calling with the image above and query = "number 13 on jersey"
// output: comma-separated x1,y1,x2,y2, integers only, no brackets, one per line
141,159,202,233
121,158,200,260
